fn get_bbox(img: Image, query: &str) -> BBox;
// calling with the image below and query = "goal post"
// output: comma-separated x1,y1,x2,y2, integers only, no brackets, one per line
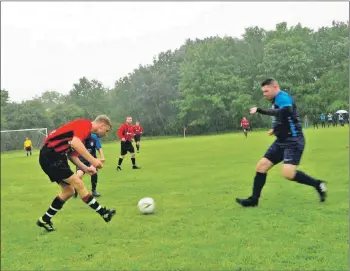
1,128,48,152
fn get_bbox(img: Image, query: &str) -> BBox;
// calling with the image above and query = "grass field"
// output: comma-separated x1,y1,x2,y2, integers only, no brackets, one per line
1,127,348,271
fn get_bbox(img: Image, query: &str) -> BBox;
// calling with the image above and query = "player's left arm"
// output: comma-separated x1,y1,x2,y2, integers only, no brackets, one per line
256,96,293,117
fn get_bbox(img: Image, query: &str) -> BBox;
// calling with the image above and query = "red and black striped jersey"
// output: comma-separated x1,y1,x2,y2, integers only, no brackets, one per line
43,119,92,154
133,125,143,135
117,123,134,141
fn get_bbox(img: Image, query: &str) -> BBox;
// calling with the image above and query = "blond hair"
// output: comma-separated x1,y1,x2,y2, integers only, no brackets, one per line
94,115,112,128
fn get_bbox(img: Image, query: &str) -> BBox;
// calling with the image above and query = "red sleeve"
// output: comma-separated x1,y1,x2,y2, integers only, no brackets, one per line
69,151,80,157
140,126,144,133
117,124,125,139
73,120,92,141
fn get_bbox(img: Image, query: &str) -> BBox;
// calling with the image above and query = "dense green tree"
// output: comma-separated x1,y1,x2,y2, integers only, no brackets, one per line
1,21,348,141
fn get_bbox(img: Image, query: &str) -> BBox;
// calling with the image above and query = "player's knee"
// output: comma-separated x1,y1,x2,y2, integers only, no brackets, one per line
256,158,272,173
282,165,296,180
69,175,85,191
77,170,84,179
60,184,75,200
131,153,135,158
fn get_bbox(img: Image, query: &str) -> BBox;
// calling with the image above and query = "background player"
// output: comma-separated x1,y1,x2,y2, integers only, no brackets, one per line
236,79,327,207
327,113,333,127
37,115,115,232
320,113,326,128
338,113,344,126
24,137,32,156
240,117,250,138
74,133,105,198
116,116,141,171
133,121,144,153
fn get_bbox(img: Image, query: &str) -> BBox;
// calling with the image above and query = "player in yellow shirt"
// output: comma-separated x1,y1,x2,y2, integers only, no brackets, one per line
24,137,32,156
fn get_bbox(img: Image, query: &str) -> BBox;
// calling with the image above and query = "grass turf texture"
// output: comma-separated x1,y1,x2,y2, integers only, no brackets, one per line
1,127,348,270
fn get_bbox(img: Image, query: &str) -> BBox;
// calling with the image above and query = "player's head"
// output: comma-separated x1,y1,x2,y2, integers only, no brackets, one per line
135,121,140,125
242,117,246,120
261,78,280,100
25,137,29,140
126,116,133,124
92,115,112,137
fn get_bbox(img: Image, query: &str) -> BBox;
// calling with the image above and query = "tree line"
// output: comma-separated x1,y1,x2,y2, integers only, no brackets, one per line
1,21,348,141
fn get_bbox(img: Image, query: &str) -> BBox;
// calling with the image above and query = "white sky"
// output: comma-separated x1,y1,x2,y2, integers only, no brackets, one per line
1,2,348,102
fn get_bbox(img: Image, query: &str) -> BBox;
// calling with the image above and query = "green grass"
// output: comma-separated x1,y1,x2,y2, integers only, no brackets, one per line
1,127,348,271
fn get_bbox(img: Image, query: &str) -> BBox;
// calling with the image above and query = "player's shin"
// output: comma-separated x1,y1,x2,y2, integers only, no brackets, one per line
82,193,106,216
252,172,267,199
91,174,98,191
292,171,320,187
41,196,66,222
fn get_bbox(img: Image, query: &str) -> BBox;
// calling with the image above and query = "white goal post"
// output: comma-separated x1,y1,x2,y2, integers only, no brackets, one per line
1,128,48,152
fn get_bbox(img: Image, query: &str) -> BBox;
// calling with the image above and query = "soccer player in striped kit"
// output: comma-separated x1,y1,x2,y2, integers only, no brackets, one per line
133,121,144,153
116,116,141,171
37,115,116,232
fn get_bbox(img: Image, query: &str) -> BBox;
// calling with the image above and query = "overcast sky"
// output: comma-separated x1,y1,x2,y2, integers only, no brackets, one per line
1,2,348,102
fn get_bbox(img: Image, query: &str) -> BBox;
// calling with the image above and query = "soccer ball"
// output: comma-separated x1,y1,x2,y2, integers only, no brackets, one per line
138,197,155,214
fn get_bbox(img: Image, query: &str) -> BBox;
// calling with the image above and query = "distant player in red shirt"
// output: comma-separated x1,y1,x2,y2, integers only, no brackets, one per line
36,115,116,232
133,121,144,153
241,117,250,138
116,116,141,171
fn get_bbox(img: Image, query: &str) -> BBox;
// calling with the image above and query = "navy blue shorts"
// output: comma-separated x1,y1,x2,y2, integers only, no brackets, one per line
264,137,305,165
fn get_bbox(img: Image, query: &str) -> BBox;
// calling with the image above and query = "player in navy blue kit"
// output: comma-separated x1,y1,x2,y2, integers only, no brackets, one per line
74,133,105,198
236,79,327,207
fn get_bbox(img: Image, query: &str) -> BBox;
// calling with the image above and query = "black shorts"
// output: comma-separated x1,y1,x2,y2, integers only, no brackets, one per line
264,137,305,165
39,146,74,184
134,134,141,142
121,141,135,155
25,146,32,151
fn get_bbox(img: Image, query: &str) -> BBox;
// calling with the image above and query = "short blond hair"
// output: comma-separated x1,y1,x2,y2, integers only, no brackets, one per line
94,115,112,128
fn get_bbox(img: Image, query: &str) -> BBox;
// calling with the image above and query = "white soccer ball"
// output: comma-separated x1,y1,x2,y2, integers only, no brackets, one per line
138,197,155,214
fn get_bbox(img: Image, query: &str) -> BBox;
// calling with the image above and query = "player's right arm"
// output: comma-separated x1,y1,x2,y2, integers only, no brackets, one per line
117,125,126,141
70,137,103,168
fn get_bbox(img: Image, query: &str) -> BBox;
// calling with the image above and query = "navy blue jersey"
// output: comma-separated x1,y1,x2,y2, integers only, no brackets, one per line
271,91,303,139
79,133,102,164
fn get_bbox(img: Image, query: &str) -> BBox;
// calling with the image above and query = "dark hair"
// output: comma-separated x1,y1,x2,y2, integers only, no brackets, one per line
261,78,278,87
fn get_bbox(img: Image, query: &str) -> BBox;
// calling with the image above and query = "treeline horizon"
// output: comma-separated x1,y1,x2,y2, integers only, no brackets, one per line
1,21,348,139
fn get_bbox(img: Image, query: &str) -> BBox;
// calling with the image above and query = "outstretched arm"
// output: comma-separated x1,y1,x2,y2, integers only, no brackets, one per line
256,107,293,117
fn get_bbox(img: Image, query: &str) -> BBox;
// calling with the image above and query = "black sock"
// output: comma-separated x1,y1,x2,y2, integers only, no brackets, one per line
137,145,140,151
252,172,267,199
131,158,136,166
82,194,106,215
91,174,98,191
118,158,123,166
42,196,66,222
30,152,32,156
293,171,320,187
